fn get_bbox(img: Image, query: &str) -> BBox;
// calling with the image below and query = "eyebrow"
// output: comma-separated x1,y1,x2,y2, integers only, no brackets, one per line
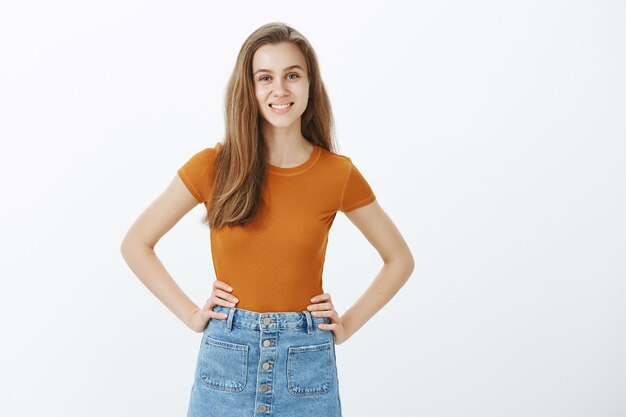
253,65,305,77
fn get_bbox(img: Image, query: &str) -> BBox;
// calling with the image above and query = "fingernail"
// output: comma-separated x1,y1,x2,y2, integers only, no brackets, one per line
307,305,313,310
228,287,233,291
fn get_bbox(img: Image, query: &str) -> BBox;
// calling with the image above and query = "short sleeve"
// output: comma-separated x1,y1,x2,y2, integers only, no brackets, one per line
339,159,376,212
177,146,217,203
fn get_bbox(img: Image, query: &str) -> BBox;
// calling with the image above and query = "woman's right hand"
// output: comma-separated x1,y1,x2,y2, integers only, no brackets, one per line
186,280,239,333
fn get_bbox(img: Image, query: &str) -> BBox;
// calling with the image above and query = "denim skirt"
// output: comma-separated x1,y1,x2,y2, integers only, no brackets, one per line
187,305,343,417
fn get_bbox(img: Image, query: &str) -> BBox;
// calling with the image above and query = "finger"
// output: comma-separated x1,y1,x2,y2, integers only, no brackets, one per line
309,293,324,302
209,293,239,308
207,310,229,320
213,289,239,304
202,303,228,318
213,280,234,292
310,309,334,318
316,309,338,320
310,293,330,303
307,302,332,311
202,302,226,315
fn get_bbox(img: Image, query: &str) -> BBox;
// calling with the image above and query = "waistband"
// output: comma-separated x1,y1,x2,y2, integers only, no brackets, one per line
212,305,331,334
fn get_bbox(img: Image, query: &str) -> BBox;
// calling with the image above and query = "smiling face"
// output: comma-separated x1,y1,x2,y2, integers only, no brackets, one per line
252,42,310,130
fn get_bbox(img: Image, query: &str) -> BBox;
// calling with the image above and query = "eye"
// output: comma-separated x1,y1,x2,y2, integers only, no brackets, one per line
257,73,300,82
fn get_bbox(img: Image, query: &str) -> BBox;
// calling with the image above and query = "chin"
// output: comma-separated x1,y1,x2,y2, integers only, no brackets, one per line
262,114,302,128
267,120,296,129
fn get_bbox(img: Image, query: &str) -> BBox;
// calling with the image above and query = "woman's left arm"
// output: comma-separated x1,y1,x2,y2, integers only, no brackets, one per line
338,200,414,342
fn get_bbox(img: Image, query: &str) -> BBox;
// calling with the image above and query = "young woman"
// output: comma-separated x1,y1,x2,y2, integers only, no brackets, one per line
121,22,414,417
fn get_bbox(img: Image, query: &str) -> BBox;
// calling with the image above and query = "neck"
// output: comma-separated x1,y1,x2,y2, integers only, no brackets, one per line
262,120,312,167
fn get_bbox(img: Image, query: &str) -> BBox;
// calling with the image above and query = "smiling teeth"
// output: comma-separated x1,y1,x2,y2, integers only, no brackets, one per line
270,103,292,109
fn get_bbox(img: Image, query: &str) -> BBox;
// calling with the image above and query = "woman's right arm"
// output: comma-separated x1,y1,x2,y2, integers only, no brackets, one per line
120,174,237,332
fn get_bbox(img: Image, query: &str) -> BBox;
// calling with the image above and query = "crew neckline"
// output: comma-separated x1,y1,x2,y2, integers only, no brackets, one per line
267,144,322,176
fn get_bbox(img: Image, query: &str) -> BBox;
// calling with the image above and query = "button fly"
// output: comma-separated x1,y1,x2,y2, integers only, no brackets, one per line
262,317,271,325
263,339,271,347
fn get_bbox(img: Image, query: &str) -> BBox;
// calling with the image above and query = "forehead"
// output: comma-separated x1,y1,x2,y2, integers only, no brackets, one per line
252,42,306,71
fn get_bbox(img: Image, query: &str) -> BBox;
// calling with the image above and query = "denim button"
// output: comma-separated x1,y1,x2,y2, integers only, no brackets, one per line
262,317,271,325
262,362,271,370
260,383,271,391
263,339,271,347
258,404,269,412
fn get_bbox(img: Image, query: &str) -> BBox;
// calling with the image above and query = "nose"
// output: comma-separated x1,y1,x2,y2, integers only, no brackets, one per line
272,78,289,96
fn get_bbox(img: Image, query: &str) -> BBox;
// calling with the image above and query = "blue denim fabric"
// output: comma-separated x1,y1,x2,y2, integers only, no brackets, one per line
187,305,343,417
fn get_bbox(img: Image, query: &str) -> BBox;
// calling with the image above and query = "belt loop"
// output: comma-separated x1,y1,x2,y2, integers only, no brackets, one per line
225,307,235,332
303,310,313,334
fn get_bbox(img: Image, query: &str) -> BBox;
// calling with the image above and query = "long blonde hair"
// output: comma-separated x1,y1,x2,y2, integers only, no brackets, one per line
205,22,338,229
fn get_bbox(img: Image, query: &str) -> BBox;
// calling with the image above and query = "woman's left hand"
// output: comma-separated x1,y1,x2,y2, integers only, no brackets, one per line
306,293,350,345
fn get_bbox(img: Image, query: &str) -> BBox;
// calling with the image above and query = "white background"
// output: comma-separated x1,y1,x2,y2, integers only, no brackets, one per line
1,1,624,416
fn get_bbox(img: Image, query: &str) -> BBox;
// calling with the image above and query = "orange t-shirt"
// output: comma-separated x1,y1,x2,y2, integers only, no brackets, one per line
177,142,376,313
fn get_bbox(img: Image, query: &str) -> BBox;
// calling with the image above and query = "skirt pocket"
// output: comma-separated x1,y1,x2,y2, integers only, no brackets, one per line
200,335,249,393
286,341,332,396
